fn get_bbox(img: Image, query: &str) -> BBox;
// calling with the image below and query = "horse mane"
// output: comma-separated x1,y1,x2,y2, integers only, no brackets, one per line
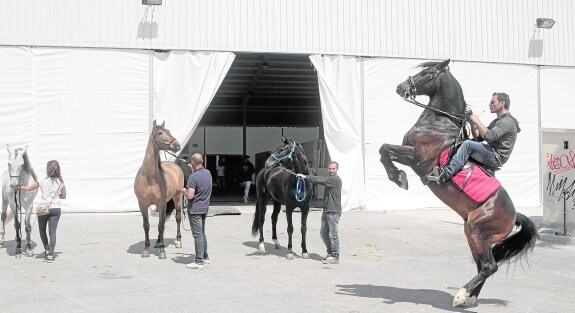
293,143,310,175
21,150,38,181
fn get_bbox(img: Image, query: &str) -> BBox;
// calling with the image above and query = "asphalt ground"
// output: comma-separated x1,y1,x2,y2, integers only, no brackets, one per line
0,206,573,313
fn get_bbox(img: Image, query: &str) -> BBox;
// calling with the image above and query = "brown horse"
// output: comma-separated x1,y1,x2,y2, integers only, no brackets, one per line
134,120,184,259
379,60,539,307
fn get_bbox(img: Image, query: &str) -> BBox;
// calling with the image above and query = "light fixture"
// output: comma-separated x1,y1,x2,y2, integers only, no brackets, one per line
536,18,556,29
142,0,162,5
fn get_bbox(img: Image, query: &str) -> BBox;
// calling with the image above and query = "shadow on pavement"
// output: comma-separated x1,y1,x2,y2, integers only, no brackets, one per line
336,284,509,312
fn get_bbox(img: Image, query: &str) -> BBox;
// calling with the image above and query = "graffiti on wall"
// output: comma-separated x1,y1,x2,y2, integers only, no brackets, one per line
546,150,575,209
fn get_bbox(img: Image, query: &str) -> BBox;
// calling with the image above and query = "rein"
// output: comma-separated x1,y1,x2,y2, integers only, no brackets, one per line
271,162,308,202
163,150,188,163
404,96,468,124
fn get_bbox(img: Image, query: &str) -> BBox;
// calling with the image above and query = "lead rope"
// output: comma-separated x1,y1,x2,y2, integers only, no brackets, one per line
295,176,307,202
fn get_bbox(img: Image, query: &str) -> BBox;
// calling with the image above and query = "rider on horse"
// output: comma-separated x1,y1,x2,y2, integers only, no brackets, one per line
427,92,521,185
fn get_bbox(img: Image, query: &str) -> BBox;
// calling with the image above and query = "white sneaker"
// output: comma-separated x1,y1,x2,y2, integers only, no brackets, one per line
186,262,204,270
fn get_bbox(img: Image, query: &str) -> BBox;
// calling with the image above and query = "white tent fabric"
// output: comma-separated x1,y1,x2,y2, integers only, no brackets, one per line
153,51,235,153
0,47,234,212
313,56,540,211
540,67,573,130
310,55,366,211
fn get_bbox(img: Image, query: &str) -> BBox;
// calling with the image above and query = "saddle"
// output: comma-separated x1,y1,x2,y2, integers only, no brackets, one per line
435,147,501,204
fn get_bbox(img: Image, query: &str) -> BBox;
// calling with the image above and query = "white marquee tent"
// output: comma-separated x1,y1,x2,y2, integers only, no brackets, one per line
0,46,567,213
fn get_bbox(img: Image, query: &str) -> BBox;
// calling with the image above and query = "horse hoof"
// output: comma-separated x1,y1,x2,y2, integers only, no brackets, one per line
16,249,22,255
141,251,150,258
159,252,167,259
398,170,409,190
273,239,280,250
175,240,182,249
452,288,471,307
285,253,294,260
302,253,309,259
258,243,266,253
26,250,34,257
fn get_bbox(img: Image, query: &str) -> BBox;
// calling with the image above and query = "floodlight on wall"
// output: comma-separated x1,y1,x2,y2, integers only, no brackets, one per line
536,18,555,29
142,0,162,5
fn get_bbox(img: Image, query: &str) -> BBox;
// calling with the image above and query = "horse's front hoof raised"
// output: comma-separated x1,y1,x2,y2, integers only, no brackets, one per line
285,253,295,260
159,252,167,259
175,240,182,249
452,288,476,307
141,250,150,258
301,252,309,259
398,170,409,190
26,249,34,257
257,243,266,253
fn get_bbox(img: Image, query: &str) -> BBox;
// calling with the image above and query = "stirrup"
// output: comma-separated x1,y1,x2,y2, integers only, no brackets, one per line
426,166,443,183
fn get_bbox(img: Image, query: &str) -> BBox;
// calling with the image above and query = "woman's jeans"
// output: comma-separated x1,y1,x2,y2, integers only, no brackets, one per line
37,208,61,256
444,140,502,177
189,213,208,264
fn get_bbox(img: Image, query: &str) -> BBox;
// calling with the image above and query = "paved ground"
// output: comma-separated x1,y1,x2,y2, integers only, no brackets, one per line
0,206,573,313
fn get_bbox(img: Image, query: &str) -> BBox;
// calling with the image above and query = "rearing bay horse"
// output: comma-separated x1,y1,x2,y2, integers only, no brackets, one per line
252,137,313,260
134,120,184,259
379,59,539,307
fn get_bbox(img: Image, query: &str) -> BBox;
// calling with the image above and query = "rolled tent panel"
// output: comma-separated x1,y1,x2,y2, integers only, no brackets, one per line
153,50,235,154
33,48,150,212
309,55,365,211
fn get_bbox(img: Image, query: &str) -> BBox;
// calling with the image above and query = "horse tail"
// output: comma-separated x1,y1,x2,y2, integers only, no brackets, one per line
165,199,175,218
251,201,260,237
492,213,540,264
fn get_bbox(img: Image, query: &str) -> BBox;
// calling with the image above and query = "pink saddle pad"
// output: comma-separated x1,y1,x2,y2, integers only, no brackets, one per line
439,149,500,203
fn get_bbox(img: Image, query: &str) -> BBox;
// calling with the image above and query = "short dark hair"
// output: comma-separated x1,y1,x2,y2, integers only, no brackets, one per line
493,92,511,110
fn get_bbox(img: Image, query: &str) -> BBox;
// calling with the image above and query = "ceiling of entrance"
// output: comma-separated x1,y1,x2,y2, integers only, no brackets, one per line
200,53,321,127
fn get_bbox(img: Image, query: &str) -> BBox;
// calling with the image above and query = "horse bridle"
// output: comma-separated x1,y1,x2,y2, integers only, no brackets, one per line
403,66,468,124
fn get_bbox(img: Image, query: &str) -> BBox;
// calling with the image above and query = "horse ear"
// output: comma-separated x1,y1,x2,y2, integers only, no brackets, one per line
6,144,11,153
160,120,165,128
22,145,29,153
439,59,450,69
153,120,157,128
282,136,288,144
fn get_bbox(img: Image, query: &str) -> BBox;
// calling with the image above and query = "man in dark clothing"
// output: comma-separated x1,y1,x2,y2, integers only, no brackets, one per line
297,161,342,264
428,92,521,185
182,153,213,270
240,156,255,203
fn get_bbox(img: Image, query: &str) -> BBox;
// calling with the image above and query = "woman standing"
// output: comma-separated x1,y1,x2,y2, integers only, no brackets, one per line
19,160,66,261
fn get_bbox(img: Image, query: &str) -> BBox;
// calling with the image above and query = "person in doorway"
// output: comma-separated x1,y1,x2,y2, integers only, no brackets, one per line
182,153,213,270
427,92,521,185
240,155,255,203
297,161,342,264
216,157,226,190
19,160,66,261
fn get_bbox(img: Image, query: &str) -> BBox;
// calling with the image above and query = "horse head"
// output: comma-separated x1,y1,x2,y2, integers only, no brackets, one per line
6,144,30,188
396,59,451,100
152,120,181,153
267,137,310,174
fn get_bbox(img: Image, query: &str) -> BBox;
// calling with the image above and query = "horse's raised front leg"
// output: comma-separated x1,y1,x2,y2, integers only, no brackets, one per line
379,143,415,190
300,206,309,259
271,201,281,250
155,203,167,259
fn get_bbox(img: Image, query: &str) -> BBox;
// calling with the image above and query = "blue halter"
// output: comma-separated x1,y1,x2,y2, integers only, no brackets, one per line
271,142,296,162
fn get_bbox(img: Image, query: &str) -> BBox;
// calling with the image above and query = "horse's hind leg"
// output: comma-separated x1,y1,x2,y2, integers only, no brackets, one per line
271,202,281,250
0,209,6,246
174,196,183,249
155,203,167,259
24,211,34,256
378,144,414,190
300,206,310,259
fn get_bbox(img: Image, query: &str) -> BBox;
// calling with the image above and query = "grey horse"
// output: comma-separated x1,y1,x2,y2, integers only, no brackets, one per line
1,145,38,256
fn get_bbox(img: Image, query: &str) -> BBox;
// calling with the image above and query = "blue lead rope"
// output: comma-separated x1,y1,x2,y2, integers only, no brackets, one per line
295,176,307,202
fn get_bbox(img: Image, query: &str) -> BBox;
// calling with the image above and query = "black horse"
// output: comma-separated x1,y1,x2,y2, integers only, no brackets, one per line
251,137,313,260
379,59,538,307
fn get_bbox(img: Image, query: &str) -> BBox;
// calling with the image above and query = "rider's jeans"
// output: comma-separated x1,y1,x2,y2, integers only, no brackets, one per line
444,140,502,178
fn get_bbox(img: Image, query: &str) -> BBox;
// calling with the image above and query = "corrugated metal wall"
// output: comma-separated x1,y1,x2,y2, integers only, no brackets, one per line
0,0,573,66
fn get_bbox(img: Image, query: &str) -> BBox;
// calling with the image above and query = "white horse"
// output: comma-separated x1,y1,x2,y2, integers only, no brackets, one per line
1,145,38,256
